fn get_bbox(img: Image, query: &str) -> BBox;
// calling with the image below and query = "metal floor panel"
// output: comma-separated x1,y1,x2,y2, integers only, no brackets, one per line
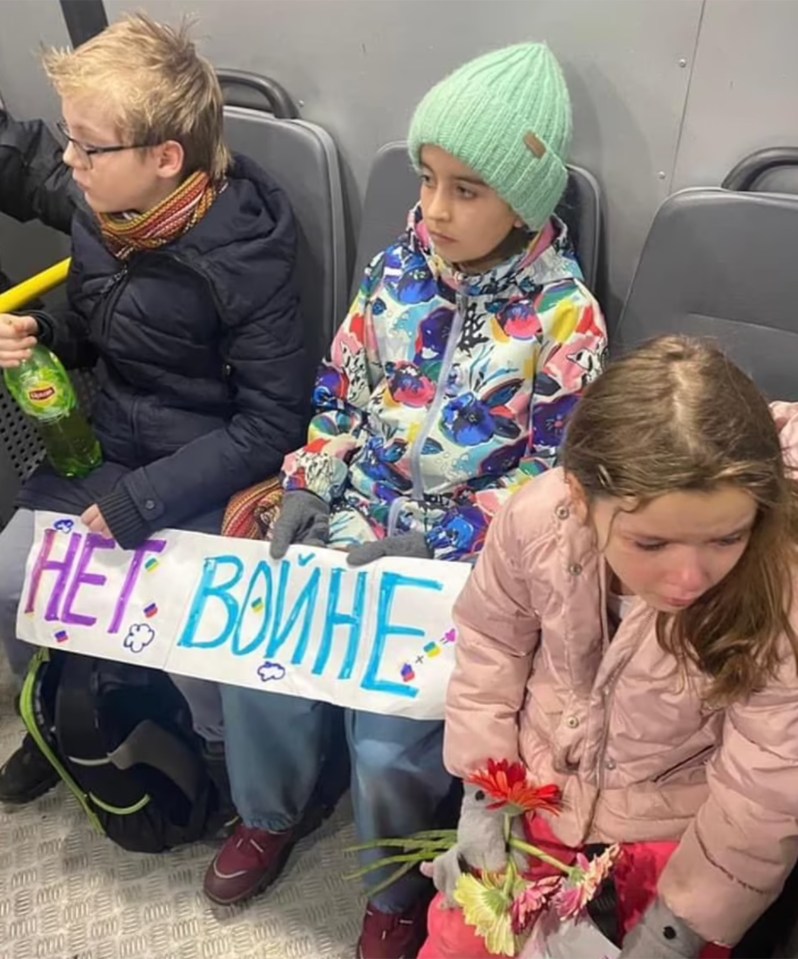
0,661,362,959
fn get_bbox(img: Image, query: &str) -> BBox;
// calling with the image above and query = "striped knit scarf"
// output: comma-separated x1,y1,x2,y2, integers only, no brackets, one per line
98,170,220,260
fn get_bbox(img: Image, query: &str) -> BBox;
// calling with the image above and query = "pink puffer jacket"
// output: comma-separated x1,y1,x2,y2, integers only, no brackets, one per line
445,403,798,946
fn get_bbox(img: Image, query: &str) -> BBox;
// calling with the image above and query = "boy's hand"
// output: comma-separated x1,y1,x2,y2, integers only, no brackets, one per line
0,314,38,368
81,504,113,540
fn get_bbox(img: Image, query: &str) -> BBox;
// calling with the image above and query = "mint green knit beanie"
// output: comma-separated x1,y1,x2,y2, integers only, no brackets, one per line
408,43,572,230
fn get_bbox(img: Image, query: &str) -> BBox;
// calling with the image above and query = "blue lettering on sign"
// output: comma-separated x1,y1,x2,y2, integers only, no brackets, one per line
232,560,274,656
312,568,368,679
178,556,243,649
265,560,321,664
362,572,443,699
175,555,452,706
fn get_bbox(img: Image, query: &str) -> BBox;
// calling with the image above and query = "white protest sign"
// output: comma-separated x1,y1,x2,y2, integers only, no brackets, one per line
18,511,471,719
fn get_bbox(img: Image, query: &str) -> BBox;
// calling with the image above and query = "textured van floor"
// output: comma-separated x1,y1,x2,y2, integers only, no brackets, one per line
0,660,363,959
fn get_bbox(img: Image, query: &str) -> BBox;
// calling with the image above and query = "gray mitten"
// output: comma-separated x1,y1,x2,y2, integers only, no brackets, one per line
620,898,704,959
269,491,331,559
346,532,431,567
423,783,524,906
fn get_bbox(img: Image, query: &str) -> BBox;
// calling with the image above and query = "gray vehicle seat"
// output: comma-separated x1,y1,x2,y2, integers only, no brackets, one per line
219,70,348,374
351,141,602,294
613,186,798,400
0,72,349,527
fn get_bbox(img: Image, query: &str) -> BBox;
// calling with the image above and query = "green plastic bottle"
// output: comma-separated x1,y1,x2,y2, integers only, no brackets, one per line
4,345,102,478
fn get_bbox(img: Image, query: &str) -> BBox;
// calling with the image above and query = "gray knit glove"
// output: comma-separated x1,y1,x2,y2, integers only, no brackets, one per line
346,532,431,567
269,491,330,559
421,784,525,906
620,899,705,959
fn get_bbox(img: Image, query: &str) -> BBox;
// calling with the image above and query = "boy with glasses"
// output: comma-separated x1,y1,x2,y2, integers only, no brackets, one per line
0,13,306,809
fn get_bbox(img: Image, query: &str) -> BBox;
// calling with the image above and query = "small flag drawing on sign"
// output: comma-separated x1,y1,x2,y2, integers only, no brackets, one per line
423,642,441,659
54,630,69,643
144,603,158,619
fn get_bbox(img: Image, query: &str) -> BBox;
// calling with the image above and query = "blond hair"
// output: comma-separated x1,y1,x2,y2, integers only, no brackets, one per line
562,335,798,704
43,12,230,181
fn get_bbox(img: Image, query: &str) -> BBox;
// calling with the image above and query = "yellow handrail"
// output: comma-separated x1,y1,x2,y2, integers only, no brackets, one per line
0,257,71,313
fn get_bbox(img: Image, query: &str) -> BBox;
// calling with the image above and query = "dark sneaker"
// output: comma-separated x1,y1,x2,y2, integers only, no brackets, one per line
0,734,59,804
357,899,430,959
203,805,330,905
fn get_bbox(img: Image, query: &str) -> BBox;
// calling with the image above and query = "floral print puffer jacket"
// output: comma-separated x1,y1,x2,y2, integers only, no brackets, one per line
282,205,606,561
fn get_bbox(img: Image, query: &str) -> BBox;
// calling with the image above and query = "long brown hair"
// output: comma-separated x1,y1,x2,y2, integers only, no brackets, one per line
562,335,798,703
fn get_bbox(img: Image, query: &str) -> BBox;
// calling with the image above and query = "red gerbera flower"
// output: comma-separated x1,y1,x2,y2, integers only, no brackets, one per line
467,759,562,815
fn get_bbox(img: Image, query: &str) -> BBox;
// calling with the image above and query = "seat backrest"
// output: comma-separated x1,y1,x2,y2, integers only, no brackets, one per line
613,188,798,399
220,72,349,374
352,141,602,293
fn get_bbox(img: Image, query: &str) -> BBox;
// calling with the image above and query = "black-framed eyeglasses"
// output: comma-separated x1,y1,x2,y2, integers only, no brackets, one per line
56,120,152,169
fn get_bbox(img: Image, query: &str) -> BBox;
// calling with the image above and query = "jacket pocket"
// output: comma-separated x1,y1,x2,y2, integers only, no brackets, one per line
652,744,716,784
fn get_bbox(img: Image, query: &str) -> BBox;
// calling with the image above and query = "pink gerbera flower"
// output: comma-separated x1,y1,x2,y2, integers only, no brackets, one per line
510,875,562,934
552,845,621,921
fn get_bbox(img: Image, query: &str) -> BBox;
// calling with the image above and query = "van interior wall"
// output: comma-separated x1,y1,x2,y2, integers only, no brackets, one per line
1,0,797,326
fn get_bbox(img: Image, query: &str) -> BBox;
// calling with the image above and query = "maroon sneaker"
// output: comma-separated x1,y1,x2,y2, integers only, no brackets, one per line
357,899,430,959
203,799,340,908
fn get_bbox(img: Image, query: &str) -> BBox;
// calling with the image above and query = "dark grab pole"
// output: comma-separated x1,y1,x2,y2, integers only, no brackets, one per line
59,0,108,48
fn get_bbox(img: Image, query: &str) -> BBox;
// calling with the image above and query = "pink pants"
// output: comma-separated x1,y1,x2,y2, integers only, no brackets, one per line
418,817,731,959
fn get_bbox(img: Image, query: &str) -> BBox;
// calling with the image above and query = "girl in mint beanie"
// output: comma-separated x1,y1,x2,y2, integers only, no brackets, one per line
209,43,607,959
409,42,574,255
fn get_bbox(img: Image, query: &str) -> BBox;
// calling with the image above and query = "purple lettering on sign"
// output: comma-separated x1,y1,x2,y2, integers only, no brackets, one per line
108,539,167,634
61,533,115,627
23,529,82,622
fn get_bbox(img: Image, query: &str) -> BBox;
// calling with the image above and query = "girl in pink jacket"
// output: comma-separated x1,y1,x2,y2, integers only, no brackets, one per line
420,336,798,959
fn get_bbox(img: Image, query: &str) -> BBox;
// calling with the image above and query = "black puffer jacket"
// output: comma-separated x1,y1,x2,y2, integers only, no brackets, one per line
20,154,307,547
0,110,77,284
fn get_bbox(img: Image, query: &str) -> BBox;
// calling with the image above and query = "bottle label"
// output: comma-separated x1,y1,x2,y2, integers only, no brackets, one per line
18,370,75,422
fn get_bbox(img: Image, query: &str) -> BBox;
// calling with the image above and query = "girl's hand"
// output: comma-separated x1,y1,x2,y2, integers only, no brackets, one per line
619,899,704,959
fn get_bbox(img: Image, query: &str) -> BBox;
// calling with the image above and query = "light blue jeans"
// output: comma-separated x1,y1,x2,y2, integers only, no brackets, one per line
220,683,455,912
0,508,225,743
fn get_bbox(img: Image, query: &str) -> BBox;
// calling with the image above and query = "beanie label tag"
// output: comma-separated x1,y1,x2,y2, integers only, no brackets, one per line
524,132,547,159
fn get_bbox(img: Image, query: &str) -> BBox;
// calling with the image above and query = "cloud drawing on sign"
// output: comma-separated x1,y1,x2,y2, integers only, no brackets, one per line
53,518,75,533
123,623,156,654
257,661,286,683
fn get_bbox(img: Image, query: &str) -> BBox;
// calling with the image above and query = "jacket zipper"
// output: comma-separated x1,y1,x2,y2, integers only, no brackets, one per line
408,291,467,502
96,265,130,344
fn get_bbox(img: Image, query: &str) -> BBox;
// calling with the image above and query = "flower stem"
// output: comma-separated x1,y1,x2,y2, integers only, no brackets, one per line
509,838,574,876
501,852,517,898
